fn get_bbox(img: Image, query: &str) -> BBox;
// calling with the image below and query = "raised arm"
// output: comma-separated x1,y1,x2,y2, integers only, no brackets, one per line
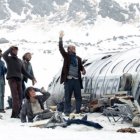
34,87,50,103
59,31,67,57
2,47,12,62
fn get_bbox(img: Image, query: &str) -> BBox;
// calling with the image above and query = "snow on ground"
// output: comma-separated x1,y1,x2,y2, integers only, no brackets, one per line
0,109,140,140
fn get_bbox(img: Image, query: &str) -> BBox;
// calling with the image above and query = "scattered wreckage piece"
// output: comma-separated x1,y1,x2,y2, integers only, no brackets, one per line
117,128,137,133
103,103,134,123
132,114,140,127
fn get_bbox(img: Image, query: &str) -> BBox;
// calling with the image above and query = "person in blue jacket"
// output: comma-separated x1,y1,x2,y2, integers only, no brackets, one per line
0,49,7,113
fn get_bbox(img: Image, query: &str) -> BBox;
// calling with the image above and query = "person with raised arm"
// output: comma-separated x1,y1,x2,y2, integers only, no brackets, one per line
58,31,86,116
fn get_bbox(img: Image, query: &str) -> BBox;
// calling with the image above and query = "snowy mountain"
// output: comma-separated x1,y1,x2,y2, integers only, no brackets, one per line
0,0,140,25
0,0,140,50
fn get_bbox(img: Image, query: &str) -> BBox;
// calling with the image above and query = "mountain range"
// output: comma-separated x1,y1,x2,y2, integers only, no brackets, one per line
0,0,140,26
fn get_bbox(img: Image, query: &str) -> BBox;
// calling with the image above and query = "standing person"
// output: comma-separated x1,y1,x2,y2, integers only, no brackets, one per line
22,52,35,99
58,31,86,116
3,46,36,118
0,49,7,113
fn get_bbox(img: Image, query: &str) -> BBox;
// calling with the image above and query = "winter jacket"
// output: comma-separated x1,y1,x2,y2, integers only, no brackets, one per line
20,88,50,123
22,60,35,83
59,38,85,88
0,59,7,84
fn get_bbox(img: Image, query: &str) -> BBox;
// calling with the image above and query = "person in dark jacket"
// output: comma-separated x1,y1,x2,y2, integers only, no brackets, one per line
22,52,35,99
59,31,86,116
2,46,36,118
20,87,53,123
0,49,7,113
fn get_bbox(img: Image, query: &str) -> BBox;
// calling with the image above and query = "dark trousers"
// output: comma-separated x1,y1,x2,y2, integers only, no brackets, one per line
8,78,22,118
64,78,82,114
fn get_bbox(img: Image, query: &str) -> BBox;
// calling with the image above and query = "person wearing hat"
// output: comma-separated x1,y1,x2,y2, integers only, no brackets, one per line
0,49,7,113
3,46,37,118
